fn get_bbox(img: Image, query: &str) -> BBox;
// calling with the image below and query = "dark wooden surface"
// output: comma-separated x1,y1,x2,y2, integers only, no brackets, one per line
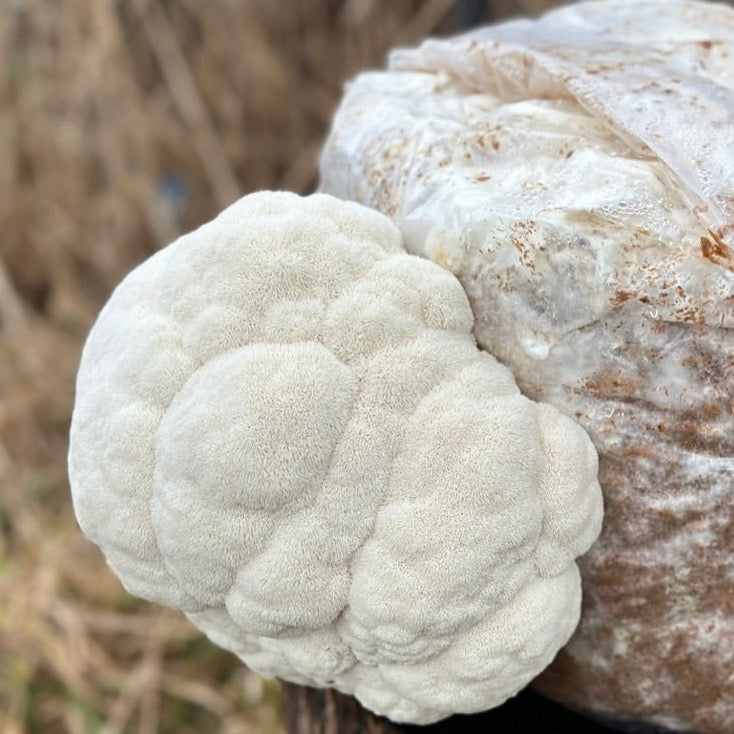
279,683,660,734
282,683,397,734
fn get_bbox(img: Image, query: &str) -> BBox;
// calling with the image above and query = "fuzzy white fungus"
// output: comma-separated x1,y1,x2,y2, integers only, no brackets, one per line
68,191,602,724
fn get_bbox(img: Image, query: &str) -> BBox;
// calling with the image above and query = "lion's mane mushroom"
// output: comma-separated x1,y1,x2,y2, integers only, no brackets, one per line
68,191,602,724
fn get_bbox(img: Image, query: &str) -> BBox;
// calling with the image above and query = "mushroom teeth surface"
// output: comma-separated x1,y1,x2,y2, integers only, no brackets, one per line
68,190,602,724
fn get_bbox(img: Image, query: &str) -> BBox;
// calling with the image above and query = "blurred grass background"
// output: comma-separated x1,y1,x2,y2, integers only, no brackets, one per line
0,1,568,732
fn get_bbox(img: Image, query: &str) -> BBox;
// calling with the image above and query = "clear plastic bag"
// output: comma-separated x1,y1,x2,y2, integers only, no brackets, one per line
319,3,734,732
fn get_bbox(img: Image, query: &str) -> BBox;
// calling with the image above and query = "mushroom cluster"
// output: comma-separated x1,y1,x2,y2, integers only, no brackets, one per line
68,191,602,724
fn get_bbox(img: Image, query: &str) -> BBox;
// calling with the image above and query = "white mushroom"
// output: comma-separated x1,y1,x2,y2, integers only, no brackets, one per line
68,191,602,724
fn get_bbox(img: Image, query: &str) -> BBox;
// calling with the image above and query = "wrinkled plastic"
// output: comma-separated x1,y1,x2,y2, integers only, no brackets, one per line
321,1,734,334
390,0,734,246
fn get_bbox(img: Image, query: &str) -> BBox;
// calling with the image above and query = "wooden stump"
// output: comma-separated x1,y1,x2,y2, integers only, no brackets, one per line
281,683,401,734
279,682,663,734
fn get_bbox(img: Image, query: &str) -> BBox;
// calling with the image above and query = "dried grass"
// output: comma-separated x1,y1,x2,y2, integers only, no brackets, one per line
0,1,562,731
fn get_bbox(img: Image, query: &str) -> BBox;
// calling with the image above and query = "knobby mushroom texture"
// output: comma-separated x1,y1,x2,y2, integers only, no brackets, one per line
68,191,603,724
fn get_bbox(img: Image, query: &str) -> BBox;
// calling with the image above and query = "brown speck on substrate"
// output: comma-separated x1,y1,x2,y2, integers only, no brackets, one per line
700,229,734,271
611,290,636,306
